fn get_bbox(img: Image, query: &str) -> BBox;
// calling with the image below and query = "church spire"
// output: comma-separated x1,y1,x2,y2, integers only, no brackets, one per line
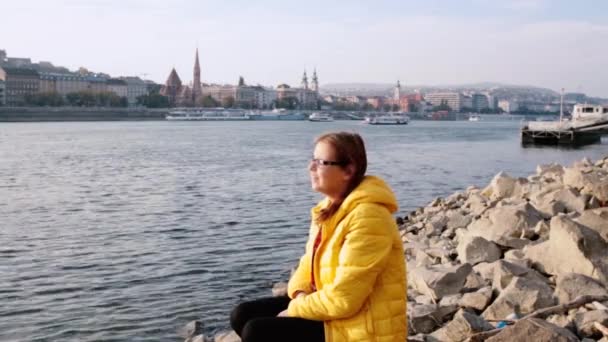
311,68,319,93
301,70,309,90
192,48,202,103
393,80,401,101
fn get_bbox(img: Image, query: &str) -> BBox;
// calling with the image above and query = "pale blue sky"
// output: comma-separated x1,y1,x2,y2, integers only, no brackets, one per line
2,0,607,96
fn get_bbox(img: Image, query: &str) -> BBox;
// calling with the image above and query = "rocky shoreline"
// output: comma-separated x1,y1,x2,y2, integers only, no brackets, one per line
182,155,608,342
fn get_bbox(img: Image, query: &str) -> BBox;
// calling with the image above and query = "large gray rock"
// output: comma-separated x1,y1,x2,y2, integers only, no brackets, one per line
555,273,608,304
574,208,608,242
439,294,463,307
492,260,549,292
552,187,588,213
482,171,519,200
428,309,494,342
486,318,579,342
537,163,565,181
575,310,608,338
179,321,203,341
456,235,502,265
525,215,608,285
546,314,575,330
447,210,473,230
482,276,555,321
214,331,240,342
459,286,493,311
409,264,473,301
464,271,488,291
503,249,531,268
473,262,497,283
467,202,543,246
464,193,489,217
408,304,458,334
563,166,608,202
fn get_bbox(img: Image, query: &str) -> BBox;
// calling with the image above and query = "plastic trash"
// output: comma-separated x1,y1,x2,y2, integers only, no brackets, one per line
496,312,519,329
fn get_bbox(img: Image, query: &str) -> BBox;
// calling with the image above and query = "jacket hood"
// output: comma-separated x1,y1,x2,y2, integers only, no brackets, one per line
313,175,398,218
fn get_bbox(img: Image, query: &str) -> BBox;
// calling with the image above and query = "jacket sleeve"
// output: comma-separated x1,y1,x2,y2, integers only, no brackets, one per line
287,210,393,320
287,223,316,298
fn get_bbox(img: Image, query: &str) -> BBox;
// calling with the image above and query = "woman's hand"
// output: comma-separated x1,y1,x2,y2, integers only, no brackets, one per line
277,292,307,317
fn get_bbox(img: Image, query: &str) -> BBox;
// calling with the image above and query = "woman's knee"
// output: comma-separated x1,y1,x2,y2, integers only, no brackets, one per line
230,302,251,334
240,318,268,342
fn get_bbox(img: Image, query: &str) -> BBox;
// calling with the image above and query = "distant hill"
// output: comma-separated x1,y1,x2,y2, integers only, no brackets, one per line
320,82,560,98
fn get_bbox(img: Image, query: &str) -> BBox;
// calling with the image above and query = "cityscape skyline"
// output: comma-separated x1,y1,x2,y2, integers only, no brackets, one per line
2,0,608,97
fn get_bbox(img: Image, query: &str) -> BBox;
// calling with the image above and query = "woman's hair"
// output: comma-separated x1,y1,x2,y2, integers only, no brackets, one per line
315,132,367,222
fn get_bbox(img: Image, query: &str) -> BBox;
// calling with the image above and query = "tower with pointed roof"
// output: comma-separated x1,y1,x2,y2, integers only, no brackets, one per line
301,70,309,90
393,80,401,102
311,69,319,93
160,68,183,106
192,48,202,104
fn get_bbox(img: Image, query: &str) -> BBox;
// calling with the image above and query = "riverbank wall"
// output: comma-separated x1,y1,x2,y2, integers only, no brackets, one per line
0,107,168,122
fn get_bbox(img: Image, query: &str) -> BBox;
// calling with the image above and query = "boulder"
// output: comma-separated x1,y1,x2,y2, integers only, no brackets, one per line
492,260,549,293
546,314,575,330
473,262,497,283
486,318,579,342
415,295,434,305
456,235,502,265
424,214,449,237
439,294,463,307
409,264,473,301
537,163,565,181
525,215,608,285
533,220,550,237
464,193,489,216
563,166,608,202
459,286,493,311
574,209,608,242
503,249,531,268
554,273,608,304
467,203,543,246
179,321,203,341
464,272,488,291
482,171,518,200
575,309,608,338
408,304,458,334
552,187,588,213
214,331,240,342
427,309,494,342
447,211,473,230
482,276,555,321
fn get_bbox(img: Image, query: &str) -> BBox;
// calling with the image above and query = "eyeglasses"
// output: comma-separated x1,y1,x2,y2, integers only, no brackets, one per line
311,158,347,167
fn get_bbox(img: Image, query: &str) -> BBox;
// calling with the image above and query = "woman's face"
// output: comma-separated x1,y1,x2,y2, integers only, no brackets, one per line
309,141,351,199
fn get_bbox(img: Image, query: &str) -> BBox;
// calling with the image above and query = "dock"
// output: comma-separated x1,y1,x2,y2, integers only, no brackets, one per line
521,103,608,146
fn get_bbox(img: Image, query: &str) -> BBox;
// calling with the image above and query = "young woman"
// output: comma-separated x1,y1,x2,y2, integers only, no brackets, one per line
230,132,407,342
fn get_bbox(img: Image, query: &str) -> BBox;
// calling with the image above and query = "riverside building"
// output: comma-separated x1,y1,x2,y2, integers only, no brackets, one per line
0,79,5,105
0,67,40,106
425,92,464,112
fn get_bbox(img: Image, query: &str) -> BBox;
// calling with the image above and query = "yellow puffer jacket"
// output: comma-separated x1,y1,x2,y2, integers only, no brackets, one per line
287,175,407,342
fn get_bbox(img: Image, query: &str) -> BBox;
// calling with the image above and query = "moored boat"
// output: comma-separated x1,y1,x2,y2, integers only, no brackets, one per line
166,108,251,121
308,112,334,122
248,108,306,120
364,113,410,125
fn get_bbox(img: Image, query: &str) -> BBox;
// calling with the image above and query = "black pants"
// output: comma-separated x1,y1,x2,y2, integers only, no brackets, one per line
230,296,325,342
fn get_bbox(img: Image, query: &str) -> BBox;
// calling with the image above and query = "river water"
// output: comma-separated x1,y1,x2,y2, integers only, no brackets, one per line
1,120,606,341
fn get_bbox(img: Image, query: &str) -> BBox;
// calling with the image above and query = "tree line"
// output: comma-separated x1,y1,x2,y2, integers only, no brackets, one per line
25,91,128,107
